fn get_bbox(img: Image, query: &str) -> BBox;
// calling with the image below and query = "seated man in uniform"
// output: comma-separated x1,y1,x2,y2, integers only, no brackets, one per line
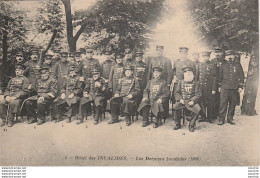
79,69,110,125
23,66,57,125
173,66,202,132
109,65,141,126
0,64,30,127
138,66,170,128
55,64,83,123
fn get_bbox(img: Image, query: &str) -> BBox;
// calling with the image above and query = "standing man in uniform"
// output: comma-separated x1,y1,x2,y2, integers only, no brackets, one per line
74,50,83,73
196,51,217,123
109,65,140,126
148,45,173,118
101,48,116,82
192,52,200,76
0,64,30,127
123,48,135,67
42,52,56,77
211,46,225,120
109,53,125,95
54,51,71,95
23,66,57,125
138,66,170,128
218,50,244,125
24,47,41,90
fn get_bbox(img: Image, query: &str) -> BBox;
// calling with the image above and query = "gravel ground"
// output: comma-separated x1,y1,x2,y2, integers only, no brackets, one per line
0,106,259,166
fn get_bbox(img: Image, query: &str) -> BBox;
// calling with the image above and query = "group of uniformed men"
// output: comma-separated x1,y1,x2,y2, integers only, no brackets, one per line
0,45,244,132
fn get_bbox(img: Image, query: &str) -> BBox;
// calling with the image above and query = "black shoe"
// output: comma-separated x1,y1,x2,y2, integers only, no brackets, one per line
141,122,149,127
54,118,63,123
189,125,195,132
108,120,118,124
227,121,236,125
153,123,158,128
93,121,98,125
76,119,83,124
37,120,45,125
126,122,131,126
7,120,14,127
27,118,36,124
217,121,224,125
208,119,214,124
66,118,71,123
173,125,181,130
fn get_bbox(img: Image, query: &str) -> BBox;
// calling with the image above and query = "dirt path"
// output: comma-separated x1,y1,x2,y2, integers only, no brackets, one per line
0,107,259,166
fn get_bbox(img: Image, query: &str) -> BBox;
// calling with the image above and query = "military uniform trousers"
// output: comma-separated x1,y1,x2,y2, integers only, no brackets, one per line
93,96,107,121
173,102,201,127
219,89,238,122
174,108,198,127
56,102,79,119
110,97,136,123
24,96,54,122
138,102,165,124
200,84,216,120
0,95,7,120
0,98,23,121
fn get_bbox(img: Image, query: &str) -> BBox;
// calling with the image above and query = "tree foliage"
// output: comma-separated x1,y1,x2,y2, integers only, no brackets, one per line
187,0,258,52
0,1,27,64
81,0,166,54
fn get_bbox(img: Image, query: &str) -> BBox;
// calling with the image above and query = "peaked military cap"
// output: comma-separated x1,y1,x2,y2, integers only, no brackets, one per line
15,63,26,70
92,69,100,75
153,66,163,72
182,66,194,73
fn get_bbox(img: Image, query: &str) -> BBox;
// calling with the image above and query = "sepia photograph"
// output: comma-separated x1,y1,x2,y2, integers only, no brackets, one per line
0,0,259,167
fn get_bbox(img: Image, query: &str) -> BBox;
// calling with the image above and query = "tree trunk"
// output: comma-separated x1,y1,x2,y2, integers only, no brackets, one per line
241,44,259,115
62,0,75,52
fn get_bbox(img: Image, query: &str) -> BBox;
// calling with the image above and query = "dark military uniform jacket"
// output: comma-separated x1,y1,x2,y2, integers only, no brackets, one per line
24,60,41,87
172,58,196,82
81,77,110,106
54,61,71,94
148,56,173,85
134,61,147,91
173,80,202,114
108,63,125,94
101,58,115,80
196,61,217,105
219,60,244,90
4,76,30,99
55,75,83,106
138,78,170,116
115,76,140,99
36,77,57,99
78,58,101,80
